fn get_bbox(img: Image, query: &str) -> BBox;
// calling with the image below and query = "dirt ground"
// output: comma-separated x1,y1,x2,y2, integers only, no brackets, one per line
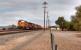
53,31,81,50
20,31,51,50
0,30,81,50
0,31,51,50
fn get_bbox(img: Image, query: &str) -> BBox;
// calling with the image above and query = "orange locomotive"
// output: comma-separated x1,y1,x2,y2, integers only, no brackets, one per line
18,20,42,30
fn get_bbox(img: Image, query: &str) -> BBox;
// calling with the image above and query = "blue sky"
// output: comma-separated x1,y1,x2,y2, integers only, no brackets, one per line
0,0,81,26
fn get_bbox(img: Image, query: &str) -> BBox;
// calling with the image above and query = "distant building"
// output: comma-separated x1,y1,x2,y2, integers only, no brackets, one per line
50,25,60,30
0,25,17,31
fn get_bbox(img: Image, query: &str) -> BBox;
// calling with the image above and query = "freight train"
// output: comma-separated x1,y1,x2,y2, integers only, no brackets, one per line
18,20,42,30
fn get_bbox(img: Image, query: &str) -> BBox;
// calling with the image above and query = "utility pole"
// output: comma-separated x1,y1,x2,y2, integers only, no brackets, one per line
43,1,57,50
43,1,48,31
46,5,57,50
47,12,50,29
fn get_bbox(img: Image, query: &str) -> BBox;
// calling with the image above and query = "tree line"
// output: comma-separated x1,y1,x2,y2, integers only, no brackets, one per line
55,5,81,31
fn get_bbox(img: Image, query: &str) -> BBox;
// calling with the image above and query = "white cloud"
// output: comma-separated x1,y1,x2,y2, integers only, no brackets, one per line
0,0,81,26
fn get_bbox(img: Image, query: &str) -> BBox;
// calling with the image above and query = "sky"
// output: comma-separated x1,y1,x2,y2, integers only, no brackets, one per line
0,0,81,26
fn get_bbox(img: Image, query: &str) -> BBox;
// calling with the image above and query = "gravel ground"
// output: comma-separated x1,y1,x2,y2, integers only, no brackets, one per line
0,30,51,50
20,31,51,50
53,31,81,50
0,30,81,50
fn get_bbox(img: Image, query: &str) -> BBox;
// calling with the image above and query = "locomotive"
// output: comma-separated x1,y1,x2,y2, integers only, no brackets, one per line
17,20,42,30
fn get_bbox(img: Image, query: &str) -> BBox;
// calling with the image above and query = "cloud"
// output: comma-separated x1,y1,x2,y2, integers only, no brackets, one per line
0,0,81,26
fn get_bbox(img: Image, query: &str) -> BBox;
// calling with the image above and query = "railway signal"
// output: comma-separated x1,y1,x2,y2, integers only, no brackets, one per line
43,1,48,31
